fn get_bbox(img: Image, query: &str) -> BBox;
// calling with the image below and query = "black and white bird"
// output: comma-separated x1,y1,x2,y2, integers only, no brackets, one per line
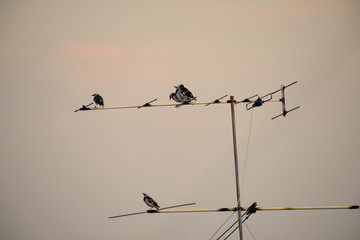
142,193,160,210
92,93,104,108
169,92,183,103
169,84,197,103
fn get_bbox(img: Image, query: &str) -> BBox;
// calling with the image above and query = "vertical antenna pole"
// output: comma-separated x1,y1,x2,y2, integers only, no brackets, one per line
230,96,244,240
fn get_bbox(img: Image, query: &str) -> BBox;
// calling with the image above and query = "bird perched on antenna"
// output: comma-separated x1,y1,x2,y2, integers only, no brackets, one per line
169,84,197,104
92,93,104,108
142,193,160,210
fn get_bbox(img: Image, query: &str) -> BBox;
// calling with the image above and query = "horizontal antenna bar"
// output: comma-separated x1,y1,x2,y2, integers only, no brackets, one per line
148,207,238,214
147,205,358,214
255,205,359,211
94,102,229,110
76,99,282,111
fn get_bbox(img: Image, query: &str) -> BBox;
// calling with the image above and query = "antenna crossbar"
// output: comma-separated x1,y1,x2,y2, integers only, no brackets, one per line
255,205,359,211
146,205,359,214
148,207,238,214
75,99,282,111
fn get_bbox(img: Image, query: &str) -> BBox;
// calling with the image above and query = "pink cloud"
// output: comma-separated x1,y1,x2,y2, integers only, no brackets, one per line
57,43,127,60
56,44,171,61
136,47,170,58
54,44,173,91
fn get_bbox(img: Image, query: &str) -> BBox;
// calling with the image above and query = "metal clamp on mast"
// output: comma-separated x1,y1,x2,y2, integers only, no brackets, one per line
138,98,158,109
74,102,93,112
245,92,273,110
205,95,228,106
237,94,258,104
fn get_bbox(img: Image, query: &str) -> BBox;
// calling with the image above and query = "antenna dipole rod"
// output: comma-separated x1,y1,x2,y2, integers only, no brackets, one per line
230,96,244,240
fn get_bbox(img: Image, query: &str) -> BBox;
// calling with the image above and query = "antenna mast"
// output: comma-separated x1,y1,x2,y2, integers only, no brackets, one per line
230,95,244,239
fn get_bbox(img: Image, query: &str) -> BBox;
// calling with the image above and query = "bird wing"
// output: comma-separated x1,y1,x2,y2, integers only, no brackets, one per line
184,90,194,99
147,196,160,208
175,91,186,102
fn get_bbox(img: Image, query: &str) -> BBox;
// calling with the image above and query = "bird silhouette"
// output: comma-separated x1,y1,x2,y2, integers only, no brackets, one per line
92,93,104,108
170,84,197,103
142,193,160,210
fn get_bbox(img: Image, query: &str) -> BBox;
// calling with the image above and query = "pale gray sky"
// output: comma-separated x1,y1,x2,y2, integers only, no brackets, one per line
0,1,359,239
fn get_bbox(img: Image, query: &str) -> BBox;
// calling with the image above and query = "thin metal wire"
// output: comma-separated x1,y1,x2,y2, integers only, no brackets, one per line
219,212,255,240
214,108,253,239
241,108,254,195
224,223,239,240
216,220,238,240
244,222,256,240
209,212,236,240
210,199,241,240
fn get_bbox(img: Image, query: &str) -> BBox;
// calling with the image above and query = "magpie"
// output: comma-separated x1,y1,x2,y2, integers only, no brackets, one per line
170,84,197,103
92,93,104,108
169,92,183,103
177,84,197,101
142,193,160,210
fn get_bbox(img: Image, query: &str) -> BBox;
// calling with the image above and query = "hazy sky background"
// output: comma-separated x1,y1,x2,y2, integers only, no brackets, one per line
1,0,359,239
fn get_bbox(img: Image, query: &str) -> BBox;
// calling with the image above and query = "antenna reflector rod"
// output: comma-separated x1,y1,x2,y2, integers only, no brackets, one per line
109,202,196,219
285,81,298,88
271,81,299,120
271,81,298,95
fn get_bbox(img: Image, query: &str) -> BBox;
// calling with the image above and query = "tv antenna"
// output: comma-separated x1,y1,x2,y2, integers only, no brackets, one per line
75,81,358,240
